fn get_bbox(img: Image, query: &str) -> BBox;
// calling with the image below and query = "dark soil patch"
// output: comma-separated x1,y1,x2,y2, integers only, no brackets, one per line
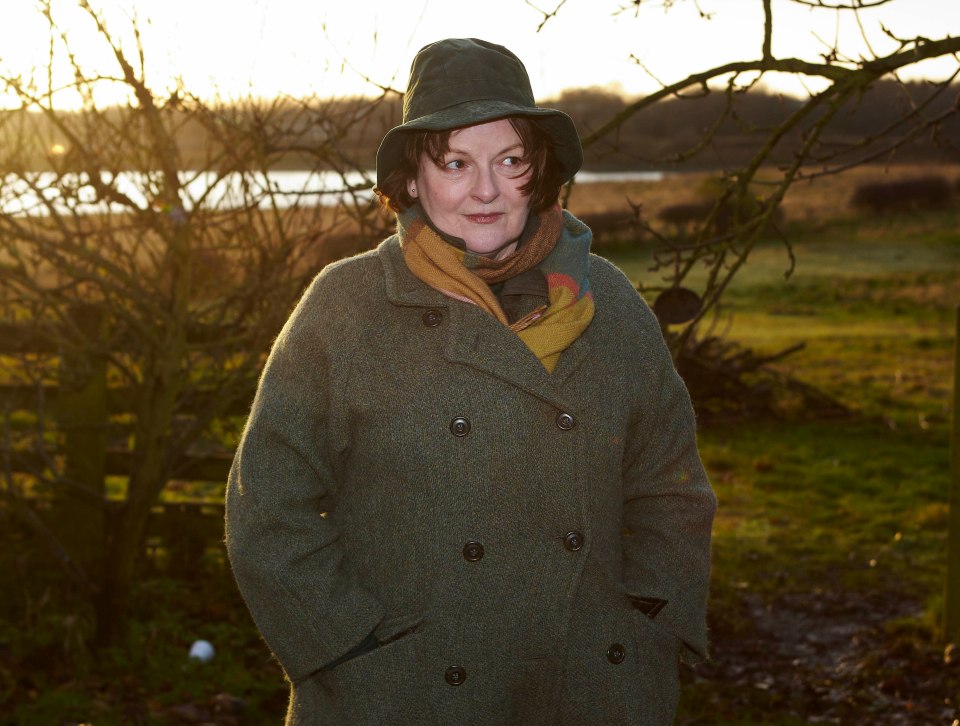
681,589,960,724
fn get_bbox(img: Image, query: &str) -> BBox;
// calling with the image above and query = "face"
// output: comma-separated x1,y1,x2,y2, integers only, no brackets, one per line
409,118,533,258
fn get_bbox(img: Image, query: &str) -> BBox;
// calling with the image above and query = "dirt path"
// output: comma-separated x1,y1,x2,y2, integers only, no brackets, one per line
682,589,960,724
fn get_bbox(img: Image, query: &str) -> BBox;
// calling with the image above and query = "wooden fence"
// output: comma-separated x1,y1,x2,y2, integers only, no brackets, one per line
0,310,249,572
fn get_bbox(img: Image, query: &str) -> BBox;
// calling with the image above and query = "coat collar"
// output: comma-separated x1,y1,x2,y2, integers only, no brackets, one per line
378,236,590,408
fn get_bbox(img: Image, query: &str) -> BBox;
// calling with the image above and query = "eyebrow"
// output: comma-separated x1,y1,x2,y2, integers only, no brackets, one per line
446,143,524,157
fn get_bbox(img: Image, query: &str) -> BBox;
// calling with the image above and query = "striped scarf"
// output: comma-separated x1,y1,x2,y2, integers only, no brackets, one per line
398,203,595,372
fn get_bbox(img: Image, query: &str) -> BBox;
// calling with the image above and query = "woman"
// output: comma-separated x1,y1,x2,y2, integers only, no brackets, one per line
226,37,716,725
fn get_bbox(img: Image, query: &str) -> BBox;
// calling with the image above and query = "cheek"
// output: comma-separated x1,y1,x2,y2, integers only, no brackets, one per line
419,182,460,213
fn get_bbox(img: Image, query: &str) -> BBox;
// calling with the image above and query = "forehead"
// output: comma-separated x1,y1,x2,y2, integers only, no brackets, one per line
447,118,523,151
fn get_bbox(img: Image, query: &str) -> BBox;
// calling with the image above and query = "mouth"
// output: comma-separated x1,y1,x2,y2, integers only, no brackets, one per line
464,213,503,224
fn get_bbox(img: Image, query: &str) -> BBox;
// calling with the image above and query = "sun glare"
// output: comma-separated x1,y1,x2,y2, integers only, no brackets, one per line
0,0,957,109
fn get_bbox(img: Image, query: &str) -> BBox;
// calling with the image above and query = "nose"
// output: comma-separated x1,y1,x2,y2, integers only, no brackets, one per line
470,166,500,204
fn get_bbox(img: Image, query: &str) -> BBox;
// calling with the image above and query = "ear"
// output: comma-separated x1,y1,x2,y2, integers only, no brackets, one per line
407,179,418,198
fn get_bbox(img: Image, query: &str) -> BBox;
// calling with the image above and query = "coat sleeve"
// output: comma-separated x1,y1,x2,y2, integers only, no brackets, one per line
224,272,385,683
620,302,717,665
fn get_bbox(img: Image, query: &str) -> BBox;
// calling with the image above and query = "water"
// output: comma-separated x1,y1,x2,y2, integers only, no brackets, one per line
0,168,666,216
0,169,374,216
573,170,665,184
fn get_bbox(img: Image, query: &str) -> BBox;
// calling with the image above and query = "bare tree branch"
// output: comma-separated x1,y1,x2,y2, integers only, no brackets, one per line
788,0,897,8
0,2,385,645
524,0,570,32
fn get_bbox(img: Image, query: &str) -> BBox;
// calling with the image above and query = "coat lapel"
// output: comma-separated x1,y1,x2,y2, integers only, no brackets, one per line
379,237,588,410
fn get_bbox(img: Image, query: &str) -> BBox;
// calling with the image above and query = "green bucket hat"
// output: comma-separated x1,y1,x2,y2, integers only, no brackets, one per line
376,38,583,188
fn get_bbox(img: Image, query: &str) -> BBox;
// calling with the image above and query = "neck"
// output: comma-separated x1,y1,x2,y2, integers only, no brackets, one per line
490,241,519,260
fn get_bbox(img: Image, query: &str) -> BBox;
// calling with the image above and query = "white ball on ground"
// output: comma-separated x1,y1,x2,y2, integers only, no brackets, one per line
188,639,215,663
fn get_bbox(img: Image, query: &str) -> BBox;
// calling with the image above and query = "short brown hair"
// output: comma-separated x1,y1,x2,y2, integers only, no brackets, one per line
375,117,565,214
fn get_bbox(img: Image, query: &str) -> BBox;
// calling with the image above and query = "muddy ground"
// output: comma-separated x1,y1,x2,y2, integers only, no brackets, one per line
682,588,960,724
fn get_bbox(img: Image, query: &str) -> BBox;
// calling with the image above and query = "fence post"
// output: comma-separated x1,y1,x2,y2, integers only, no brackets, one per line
54,304,108,577
946,304,960,642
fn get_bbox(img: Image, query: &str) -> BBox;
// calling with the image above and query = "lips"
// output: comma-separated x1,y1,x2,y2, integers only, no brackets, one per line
465,213,503,224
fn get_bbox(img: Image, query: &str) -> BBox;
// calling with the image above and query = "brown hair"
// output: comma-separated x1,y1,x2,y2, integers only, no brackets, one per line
375,117,565,214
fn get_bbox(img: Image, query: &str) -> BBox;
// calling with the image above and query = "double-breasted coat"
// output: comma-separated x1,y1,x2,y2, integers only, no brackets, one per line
225,227,717,725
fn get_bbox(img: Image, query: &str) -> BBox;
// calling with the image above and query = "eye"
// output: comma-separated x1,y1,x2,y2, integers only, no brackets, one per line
501,155,530,174
444,159,466,170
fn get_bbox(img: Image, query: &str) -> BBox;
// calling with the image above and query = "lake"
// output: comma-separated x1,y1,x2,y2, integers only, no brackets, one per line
0,169,665,216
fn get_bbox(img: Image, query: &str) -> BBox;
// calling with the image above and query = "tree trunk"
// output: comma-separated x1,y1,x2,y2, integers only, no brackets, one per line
94,367,181,646
55,305,108,583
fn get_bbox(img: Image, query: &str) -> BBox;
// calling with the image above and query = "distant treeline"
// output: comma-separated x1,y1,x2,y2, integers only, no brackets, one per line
7,80,959,173
553,80,960,170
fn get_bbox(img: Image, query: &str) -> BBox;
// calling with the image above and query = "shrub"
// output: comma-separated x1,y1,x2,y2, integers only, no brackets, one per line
850,175,954,213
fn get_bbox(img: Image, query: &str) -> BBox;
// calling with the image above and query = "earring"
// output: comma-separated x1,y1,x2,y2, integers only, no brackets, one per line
410,184,417,195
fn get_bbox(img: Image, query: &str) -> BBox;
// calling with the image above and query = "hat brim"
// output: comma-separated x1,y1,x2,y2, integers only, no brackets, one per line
376,100,583,189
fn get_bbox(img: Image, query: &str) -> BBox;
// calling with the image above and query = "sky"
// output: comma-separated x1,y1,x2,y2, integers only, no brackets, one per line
0,0,958,108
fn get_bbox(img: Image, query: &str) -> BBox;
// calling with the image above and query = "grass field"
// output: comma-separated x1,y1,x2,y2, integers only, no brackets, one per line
3,166,959,724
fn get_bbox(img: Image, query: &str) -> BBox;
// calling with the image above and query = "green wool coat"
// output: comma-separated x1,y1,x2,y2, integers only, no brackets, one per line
225,221,717,725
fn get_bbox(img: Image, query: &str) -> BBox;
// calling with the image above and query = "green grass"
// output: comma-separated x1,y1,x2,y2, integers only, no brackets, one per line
703,419,948,600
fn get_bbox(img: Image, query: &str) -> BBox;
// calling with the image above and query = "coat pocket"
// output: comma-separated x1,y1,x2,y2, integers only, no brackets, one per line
374,610,426,644
292,612,433,726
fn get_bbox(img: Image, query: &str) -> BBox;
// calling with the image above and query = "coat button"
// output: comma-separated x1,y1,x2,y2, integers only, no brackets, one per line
563,530,585,552
607,643,626,664
463,541,484,562
445,665,467,686
422,309,443,327
450,417,471,437
556,412,575,430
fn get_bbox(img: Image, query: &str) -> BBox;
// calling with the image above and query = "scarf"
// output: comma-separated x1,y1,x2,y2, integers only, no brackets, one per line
398,203,595,373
